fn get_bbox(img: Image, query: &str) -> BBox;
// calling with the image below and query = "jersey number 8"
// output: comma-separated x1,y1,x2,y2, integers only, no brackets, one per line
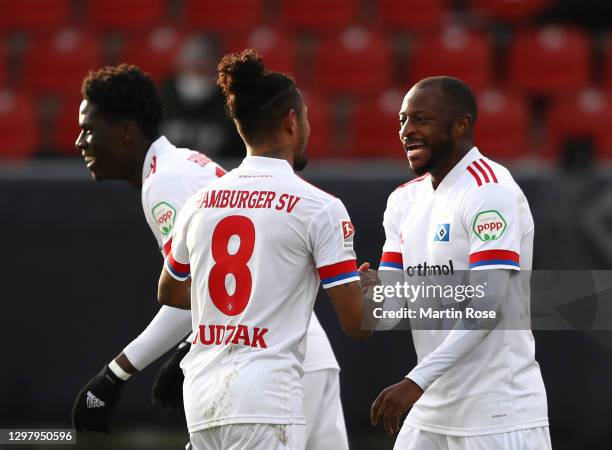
208,215,255,316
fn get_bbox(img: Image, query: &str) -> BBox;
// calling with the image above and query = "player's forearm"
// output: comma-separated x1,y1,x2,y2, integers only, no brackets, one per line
407,270,511,390
120,306,192,371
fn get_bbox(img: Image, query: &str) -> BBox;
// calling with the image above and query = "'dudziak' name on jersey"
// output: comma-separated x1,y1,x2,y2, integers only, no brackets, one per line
197,189,301,213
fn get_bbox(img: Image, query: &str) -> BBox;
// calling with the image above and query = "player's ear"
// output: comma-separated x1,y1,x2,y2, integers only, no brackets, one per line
455,115,472,138
120,120,137,144
284,109,298,136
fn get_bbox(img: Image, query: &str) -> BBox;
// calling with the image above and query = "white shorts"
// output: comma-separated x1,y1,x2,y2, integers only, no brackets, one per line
301,369,349,450
393,425,552,450
187,424,307,450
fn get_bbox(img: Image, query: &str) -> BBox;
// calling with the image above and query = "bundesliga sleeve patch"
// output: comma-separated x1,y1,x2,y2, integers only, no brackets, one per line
472,210,507,241
152,202,177,237
340,220,355,248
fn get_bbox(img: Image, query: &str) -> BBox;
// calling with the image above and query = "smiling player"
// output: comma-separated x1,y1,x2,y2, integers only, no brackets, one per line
371,77,551,450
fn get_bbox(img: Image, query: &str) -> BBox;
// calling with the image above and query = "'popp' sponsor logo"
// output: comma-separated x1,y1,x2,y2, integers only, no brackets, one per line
152,202,177,236
472,210,507,241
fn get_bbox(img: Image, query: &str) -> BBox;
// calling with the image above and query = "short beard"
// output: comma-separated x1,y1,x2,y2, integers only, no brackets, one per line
412,137,454,176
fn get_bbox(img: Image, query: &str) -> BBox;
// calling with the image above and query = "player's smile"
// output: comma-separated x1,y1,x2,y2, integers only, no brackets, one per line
82,151,96,169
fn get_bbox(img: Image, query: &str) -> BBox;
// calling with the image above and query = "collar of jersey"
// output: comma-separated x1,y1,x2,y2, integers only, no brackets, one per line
434,146,480,194
239,156,294,173
142,135,172,181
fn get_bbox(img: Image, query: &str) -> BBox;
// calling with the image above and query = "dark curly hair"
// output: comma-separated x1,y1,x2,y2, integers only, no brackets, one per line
81,64,164,140
216,49,302,144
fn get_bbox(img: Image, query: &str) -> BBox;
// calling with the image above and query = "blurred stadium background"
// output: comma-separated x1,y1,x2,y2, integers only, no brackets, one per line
2,0,612,449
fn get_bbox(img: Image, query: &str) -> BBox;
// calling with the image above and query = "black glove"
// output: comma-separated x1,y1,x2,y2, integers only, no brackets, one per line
151,342,189,418
71,365,125,433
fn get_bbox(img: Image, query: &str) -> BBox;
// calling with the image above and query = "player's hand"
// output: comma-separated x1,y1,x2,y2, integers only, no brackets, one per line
358,262,380,295
371,378,423,436
71,365,125,433
151,342,189,418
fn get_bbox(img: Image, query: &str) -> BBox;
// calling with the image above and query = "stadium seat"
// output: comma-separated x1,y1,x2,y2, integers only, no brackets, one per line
0,90,38,158
312,28,392,95
0,0,71,33
227,28,298,77
471,0,553,23
0,41,7,87
377,0,445,32
547,89,612,158
22,29,104,97
84,0,166,32
408,27,493,92
508,26,591,97
53,95,82,155
473,89,531,159
351,89,405,157
278,0,359,33
119,27,186,83
184,0,263,34
301,91,332,157
601,33,612,90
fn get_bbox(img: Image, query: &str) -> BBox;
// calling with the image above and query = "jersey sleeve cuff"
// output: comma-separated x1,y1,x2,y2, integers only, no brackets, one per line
164,253,191,281
318,259,360,289
379,251,403,271
405,371,430,392
469,250,520,271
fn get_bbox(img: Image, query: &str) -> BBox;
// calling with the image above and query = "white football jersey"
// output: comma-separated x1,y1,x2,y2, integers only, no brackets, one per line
380,147,548,436
141,136,226,255
136,137,339,372
165,156,359,432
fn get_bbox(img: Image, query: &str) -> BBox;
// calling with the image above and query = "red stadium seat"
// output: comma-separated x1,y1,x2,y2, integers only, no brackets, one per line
279,0,359,33
352,89,405,157
547,89,612,157
377,0,445,32
0,0,71,32
508,26,591,97
184,0,263,34
0,41,7,87
471,0,553,23
473,89,531,159
22,29,104,97
227,28,298,77
85,0,166,32
0,90,38,158
119,27,186,83
53,96,82,155
313,28,392,95
301,91,332,157
408,27,493,92
601,33,612,90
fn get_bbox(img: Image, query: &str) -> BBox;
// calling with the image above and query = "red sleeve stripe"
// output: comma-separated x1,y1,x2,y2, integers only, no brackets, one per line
479,158,498,183
380,252,403,269
163,238,172,257
466,165,482,186
469,250,519,268
318,260,358,285
472,160,490,183
166,253,190,279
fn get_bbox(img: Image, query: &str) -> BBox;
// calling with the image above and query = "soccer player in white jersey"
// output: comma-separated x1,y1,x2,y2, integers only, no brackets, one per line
157,50,372,450
71,64,352,449
369,77,551,450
